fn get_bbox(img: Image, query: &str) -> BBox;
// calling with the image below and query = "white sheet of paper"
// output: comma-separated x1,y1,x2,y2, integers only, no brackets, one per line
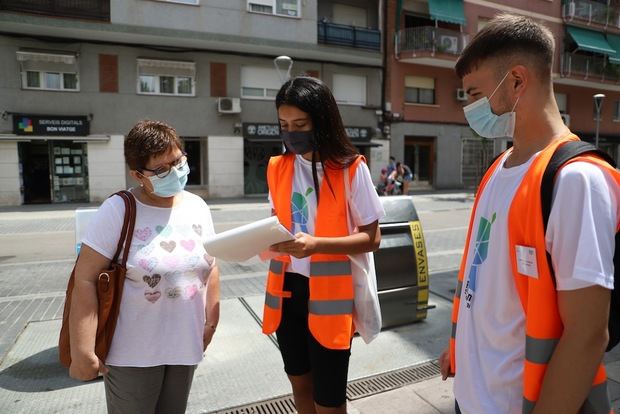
204,216,294,262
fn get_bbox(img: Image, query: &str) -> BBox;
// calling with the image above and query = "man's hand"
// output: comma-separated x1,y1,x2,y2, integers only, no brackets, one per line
69,353,108,381
270,232,318,258
439,347,453,380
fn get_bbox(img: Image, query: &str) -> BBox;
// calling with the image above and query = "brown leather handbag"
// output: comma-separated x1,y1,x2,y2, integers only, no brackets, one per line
58,190,137,368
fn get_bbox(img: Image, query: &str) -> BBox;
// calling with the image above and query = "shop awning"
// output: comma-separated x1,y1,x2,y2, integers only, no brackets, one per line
428,0,466,25
567,26,616,56
352,141,383,147
0,134,110,142
606,34,620,64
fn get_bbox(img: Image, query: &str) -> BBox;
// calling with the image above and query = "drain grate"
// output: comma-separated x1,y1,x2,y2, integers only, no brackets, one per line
209,361,440,413
211,395,296,414
346,360,440,400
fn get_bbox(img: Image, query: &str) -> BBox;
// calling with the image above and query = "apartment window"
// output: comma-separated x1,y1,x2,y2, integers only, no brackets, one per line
137,59,196,96
17,51,79,91
248,0,300,18
241,66,281,99
554,93,567,113
333,74,367,106
405,76,435,104
614,101,620,121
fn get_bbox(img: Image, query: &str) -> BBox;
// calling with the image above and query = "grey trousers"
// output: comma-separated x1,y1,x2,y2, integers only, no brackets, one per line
104,364,197,414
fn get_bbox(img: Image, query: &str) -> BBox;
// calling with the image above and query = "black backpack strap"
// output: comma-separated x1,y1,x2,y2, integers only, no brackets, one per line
541,141,616,234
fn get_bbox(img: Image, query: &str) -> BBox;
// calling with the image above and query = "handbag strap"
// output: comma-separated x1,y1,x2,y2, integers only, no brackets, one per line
110,190,137,266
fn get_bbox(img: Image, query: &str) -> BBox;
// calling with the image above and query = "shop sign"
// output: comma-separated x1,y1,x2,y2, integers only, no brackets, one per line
345,127,373,141
13,114,90,136
243,123,280,139
244,123,373,141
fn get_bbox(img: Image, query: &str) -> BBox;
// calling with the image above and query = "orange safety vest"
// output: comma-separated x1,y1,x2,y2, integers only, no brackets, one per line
450,134,619,413
263,154,364,350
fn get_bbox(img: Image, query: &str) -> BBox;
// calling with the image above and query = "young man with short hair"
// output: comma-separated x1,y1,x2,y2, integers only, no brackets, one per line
439,14,620,414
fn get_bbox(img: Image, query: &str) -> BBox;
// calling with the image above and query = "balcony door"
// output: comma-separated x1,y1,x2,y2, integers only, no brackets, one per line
333,4,367,27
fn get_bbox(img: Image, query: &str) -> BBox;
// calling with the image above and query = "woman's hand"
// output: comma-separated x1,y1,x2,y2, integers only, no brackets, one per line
69,353,108,381
270,232,318,258
203,324,216,351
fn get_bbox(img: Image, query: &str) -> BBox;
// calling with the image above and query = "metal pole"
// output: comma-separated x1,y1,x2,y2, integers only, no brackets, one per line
595,112,600,148
593,94,605,148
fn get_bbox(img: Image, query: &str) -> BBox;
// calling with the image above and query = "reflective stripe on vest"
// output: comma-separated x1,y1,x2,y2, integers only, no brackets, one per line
310,260,351,276
523,381,611,414
309,299,354,315
269,260,283,274
265,291,281,310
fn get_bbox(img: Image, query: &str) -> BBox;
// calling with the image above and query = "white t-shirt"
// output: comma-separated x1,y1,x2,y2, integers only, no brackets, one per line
454,153,619,414
82,190,216,367
269,155,385,277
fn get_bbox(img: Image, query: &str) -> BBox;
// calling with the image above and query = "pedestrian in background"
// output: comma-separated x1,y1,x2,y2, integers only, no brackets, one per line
439,14,620,413
265,76,385,414
399,162,413,195
69,120,220,414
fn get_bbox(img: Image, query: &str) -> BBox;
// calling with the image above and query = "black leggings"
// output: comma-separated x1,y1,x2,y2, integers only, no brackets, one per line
275,272,351,407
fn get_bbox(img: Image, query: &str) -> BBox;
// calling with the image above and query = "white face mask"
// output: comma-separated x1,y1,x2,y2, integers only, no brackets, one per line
463,72,520,139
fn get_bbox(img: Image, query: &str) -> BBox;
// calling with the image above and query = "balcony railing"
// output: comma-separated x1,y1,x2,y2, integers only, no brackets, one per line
563,0,620,28
396,26,467,57
0,0,110,21
561,52,620,82
317,21,381,51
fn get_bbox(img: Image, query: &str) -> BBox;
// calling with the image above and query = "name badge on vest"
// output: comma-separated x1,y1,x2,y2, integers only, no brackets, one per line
516,245,538,279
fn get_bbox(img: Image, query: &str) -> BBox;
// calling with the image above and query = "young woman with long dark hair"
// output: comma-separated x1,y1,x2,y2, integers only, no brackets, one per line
264,76,384,414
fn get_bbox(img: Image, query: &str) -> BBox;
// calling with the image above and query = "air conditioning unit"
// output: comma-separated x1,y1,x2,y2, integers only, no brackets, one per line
561,113,570,127
456,88,468,102
217,97,241,114
439,35,459,54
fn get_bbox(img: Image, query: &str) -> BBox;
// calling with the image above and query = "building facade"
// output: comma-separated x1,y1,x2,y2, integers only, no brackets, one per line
385,0,620,189
0,0,388,205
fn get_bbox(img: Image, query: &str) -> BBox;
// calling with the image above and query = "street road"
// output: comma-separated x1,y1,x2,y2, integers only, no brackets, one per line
0,193,472,364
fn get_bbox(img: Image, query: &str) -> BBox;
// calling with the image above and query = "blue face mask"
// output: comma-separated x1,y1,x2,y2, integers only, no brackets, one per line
463,72,520,139
281,130,315,155
148,163,189,198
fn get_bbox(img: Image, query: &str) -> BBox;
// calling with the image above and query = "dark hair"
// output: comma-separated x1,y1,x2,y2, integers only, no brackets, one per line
124,120,183,170
455,14,555,82
276,76,358,202
389,156,396,161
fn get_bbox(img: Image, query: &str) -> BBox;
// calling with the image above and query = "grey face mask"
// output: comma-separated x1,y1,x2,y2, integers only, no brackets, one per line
281,130,315,155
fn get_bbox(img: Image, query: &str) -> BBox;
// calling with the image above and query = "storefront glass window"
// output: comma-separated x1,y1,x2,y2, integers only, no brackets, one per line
51,142,89,203
184,140,202,186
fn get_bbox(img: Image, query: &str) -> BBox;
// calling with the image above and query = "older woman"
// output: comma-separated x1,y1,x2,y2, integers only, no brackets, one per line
68,120,220,414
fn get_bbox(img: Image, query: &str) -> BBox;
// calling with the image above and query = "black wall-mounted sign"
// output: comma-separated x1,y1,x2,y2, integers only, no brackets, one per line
13,114,90,136
243,123,280,139
345,127,373,141
243,123,373,141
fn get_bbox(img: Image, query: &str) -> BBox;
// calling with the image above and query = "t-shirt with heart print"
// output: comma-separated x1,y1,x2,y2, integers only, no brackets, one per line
82,190,216,367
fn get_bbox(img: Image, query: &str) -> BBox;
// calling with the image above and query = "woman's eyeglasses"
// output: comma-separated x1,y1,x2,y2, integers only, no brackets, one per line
140,152,188,179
